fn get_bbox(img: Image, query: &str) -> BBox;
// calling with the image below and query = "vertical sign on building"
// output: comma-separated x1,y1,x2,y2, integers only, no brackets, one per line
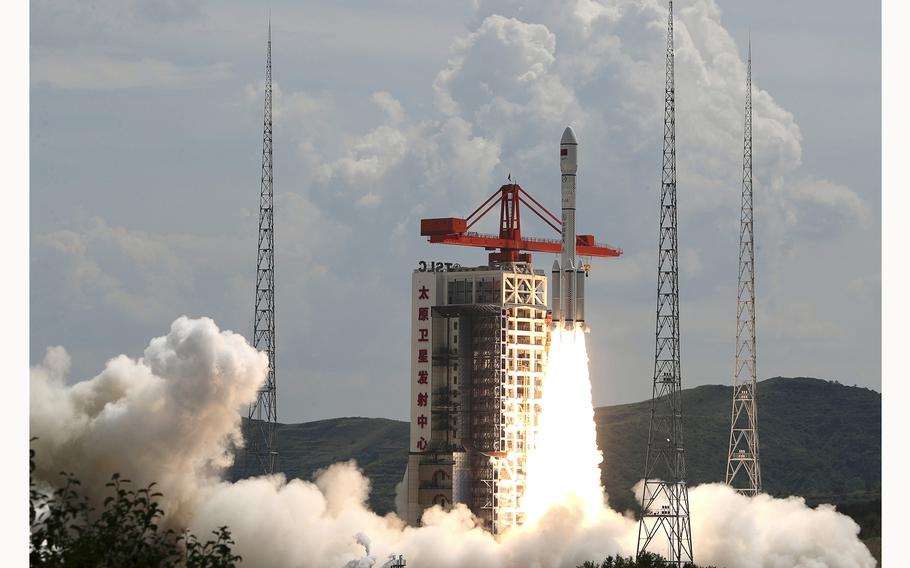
411,272,435,452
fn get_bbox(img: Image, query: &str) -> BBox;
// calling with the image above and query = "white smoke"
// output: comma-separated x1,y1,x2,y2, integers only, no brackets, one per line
689,484,876,568
342,532,376,568
30,316,875,567
29,316,267,525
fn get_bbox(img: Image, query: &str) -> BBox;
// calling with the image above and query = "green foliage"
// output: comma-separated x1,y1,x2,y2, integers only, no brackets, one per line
577,551,715,568
30,444,241,567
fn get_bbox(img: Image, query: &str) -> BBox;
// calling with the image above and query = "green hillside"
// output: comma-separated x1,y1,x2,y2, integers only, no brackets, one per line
230,417,408,514
596,377,881,513
231,377,880,517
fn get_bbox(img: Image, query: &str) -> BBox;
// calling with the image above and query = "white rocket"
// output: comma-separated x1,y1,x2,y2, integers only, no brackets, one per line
551,126,586,330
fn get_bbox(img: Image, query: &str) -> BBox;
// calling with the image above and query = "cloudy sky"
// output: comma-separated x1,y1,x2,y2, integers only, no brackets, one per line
30,0,880,423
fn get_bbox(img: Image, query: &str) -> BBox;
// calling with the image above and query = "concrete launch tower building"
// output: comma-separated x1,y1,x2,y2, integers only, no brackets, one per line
405,128,621,533
406,262,549,532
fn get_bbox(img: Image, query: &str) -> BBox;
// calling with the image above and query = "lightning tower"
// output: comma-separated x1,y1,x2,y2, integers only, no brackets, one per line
247,22,278,475
725,42,762,495
637,2,694,565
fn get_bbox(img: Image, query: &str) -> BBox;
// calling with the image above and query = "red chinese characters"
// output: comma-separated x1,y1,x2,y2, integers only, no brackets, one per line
413,279,433,452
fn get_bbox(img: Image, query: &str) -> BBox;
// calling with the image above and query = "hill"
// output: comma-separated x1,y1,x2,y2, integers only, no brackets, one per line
230,377,880,517
230,417,408,514
596,376,881,513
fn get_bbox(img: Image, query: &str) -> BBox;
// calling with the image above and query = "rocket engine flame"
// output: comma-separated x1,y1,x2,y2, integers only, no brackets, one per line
524,326,605,525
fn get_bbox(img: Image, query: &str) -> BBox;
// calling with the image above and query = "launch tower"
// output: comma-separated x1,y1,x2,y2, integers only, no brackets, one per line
408,131,620,533
636,2,694,565
406,260,548,533
725,42,762,495
247,22,278,475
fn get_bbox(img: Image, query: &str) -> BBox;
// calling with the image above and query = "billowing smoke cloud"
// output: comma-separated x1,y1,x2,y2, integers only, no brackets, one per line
30,317,874,567
30,316,268,525
688,484,876,568
342,532,375,568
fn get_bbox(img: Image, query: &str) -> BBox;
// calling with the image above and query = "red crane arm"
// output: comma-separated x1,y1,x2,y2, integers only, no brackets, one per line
425,232,622,258
420,182,622,263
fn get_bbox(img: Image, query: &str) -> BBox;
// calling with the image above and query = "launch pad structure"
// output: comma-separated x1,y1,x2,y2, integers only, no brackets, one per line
407,263,549,532
407,133,621,533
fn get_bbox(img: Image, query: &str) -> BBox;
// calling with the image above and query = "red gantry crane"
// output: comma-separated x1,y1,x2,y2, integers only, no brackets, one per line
420,182,622,265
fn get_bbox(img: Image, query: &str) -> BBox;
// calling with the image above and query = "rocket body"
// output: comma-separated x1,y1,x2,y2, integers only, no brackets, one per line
552,126,586,330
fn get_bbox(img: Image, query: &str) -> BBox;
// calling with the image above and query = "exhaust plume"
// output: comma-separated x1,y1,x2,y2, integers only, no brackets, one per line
342,532,376,568
30,317,875,567
30,316,267,525
525,326,605,525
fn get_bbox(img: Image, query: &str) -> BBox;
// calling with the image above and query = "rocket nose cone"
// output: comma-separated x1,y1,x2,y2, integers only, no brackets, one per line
561,126,577,145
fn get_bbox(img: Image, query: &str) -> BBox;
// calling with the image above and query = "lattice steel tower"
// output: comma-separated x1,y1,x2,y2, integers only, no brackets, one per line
725,42,761,495
637,2,693,565
247,21,278,475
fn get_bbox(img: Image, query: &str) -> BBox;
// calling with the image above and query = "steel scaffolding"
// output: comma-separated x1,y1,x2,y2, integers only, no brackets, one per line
725,42,762,495
637,2,694,565
247,22,278,475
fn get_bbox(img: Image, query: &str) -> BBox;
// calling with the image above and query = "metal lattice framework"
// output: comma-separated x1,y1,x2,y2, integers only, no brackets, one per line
420,183,621,265
247,22,277,475
725,42,762,495
637,2,693,565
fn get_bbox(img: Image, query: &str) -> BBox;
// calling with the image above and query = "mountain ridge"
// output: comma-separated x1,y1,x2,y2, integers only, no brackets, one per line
231,376,881,515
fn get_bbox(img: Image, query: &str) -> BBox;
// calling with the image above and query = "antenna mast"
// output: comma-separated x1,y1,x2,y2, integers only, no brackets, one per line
725,41,762,495
247,21,278,475
637,2,694,565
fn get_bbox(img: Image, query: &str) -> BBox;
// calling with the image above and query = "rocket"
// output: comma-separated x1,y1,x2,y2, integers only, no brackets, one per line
551,126,586,330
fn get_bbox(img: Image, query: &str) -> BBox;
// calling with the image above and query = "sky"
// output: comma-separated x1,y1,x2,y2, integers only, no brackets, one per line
30,0,881,423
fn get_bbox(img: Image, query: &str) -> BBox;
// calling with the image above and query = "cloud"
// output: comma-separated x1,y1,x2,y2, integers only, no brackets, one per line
29,0,880,421
314,93,414,193
318,125,411,188
266,82,336,125
33,199,350,326
766,175,870,241
255,0,864,248
279,191,353,266
133,0,206,24
435,15,585,135
35,217,198,324
418,116,502,201
444,0,863,241
31,50,233,90
371,91,406,125
307,91,502,206
762,296,847,342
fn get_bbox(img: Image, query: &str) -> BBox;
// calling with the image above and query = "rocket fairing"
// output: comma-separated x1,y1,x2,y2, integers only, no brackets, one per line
551,126,587,330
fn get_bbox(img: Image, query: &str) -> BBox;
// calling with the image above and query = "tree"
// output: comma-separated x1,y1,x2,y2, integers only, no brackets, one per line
578,552,716,568
30,445,241,567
